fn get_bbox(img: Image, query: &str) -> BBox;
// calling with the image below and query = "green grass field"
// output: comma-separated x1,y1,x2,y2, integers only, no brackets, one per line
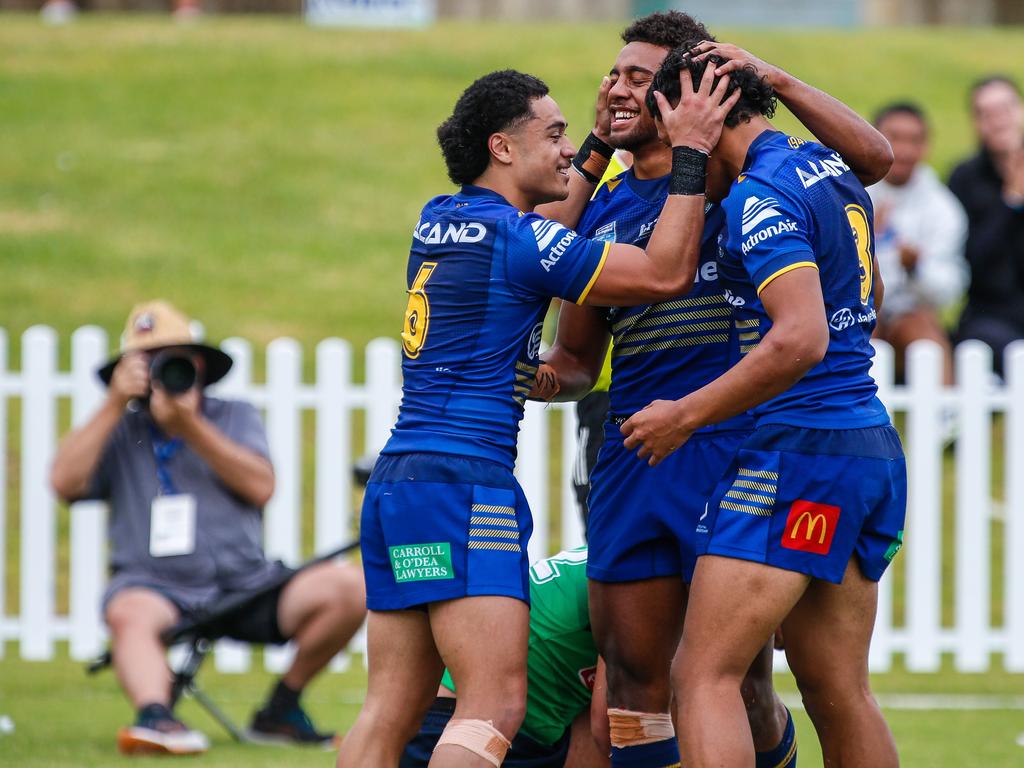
3,15,1024,767
2,651,1023,766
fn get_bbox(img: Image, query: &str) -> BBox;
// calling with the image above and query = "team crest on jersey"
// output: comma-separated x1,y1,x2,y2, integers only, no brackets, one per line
741,196,782,236
593,221,617,243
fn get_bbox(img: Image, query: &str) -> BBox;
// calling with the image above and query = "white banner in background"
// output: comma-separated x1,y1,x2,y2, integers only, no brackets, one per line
305,0,435,27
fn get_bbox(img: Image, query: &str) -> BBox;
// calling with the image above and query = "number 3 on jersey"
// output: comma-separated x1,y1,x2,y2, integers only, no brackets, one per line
845,204,873,306
402,262,437,358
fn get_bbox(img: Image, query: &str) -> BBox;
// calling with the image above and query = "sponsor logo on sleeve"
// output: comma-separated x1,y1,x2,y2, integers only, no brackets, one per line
741,196,782,235
739,196,798,255
795,152,851,189
413,219,488,245
531,219,580,272
781,500,840,556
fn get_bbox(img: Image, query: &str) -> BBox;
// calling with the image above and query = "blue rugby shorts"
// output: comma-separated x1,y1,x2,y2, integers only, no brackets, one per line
697,424,907,583
587,424,748,583
361,452,532,610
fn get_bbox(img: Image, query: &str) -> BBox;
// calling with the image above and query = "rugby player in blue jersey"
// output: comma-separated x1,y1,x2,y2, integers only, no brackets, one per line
337,68,740,768
621,46,906,768
535,13,893,768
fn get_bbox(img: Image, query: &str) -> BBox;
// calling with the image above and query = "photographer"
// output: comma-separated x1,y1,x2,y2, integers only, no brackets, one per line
51,301,366,756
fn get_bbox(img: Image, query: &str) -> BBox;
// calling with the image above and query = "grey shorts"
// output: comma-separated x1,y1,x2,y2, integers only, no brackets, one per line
104,562,296,644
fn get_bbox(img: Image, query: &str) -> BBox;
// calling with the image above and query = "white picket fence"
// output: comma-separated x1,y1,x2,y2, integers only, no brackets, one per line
0,325,1022,674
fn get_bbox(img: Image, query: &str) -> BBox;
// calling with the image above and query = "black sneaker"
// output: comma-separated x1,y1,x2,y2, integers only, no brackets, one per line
117,704,209,755
246,704,336,748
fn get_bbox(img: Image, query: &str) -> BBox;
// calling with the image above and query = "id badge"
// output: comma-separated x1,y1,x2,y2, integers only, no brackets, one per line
149,494,197,557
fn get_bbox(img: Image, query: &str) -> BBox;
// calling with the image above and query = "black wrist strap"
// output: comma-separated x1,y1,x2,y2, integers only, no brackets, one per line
571,132,615,184
669,146,708,196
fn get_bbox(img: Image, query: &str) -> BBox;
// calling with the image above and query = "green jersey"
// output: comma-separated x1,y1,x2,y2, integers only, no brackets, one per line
441,547,597,745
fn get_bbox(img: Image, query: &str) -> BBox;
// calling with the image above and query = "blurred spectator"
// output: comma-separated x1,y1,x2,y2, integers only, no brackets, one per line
40,0,202,23
50,301,366,755
949,75,1024,379
869,102,967,386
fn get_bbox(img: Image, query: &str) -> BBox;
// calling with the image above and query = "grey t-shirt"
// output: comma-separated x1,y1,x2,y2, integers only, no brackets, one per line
79,396,289,611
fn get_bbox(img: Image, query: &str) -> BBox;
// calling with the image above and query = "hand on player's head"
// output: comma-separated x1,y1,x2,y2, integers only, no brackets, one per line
688,41,783,89
649,60,741,154
646,42,777,142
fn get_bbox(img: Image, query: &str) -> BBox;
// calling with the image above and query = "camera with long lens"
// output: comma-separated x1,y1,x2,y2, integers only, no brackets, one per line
150,350,198,395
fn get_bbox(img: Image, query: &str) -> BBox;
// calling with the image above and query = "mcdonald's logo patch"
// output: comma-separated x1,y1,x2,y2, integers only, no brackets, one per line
781,500,840,555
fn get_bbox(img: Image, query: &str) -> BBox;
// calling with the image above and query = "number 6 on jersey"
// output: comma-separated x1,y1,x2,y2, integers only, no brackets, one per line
402,262,437,358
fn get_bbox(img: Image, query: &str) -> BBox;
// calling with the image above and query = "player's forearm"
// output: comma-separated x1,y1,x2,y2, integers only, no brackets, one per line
674,326,825,430
178,416,275,507
642,192,705,294
50,397,123,501
539,345,602,402
775,71,893,186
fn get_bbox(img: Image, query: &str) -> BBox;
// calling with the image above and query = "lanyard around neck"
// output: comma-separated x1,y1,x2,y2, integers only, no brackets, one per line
148,423,183,496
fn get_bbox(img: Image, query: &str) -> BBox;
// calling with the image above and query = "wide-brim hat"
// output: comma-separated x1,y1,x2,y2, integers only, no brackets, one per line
97,300,233,387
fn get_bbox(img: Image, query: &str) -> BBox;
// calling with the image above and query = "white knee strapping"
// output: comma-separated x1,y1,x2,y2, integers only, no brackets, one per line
435,718,511,767
607,707,675,747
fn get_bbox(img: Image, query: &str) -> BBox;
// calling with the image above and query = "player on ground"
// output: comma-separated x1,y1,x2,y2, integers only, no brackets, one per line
621,46,906,768
536,13,893,768
401,548,609,768
336,68,739,767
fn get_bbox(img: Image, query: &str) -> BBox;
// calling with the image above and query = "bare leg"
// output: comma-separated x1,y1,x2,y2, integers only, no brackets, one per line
783,559,898,768
673,556,809,768
742,641,788,752
336,609,443,767
428,595,529,768
105,588,179,708
589,578,685,713
276,560,367,688
565,708,611,768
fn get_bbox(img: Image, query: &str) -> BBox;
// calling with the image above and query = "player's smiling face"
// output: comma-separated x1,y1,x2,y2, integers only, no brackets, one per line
510,95,575,206
607,42,667,151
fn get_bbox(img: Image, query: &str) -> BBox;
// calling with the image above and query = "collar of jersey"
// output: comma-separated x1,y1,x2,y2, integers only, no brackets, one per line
624,168,670,203
741,129,783,174
458,184,516,209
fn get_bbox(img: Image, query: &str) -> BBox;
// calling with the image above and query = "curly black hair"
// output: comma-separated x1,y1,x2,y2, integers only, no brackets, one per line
621,10,713,50
436,70,549,186
645,42,776,129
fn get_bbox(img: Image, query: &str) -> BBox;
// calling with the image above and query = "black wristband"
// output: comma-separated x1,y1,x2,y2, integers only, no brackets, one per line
571,132,615,184
669,146,708,196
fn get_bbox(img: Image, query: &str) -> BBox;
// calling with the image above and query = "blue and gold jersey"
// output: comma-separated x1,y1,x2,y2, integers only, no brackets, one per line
577,170,752,432
384,185,609,469
717,130,889,429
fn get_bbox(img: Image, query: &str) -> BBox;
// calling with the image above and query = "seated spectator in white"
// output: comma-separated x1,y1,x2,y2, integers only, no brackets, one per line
869,102,967,386
50,301,366,756
949,75,1024,379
